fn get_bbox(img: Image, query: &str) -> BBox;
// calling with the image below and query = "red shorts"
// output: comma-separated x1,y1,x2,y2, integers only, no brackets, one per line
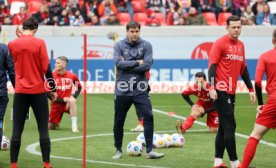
49,103,69,124
256,94,276,128
198,103,219,128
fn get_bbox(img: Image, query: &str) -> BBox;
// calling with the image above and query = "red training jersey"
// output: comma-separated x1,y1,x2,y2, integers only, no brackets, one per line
255,48,276,95
8,35,49,94
209,35,246,94
53,70,81,99
182,82,213,106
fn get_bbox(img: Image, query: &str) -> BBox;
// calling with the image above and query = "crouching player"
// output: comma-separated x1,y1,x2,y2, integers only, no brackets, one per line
49,56,82,132
176,72,219,133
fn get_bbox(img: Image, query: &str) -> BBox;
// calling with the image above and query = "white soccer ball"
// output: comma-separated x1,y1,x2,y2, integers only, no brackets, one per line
1,135,10,150
126,141,143,156
136,133,146,146
171,133,185,147
161,134,173,148
153,133,165,148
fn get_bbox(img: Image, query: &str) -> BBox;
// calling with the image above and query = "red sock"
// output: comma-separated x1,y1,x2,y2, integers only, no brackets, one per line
182,115,195,131
43,162,51,168
10,163,17,168
139,119,143,126
241,137,259,168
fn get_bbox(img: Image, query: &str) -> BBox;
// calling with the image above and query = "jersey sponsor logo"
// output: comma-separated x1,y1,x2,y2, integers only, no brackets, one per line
225,54,244,61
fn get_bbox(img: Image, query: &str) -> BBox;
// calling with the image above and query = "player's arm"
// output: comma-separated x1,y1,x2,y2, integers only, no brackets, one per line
72,75,82,99
114,43,139,70
181,89,194,107
255,55,266,106
204,107,216,113
129,42,153,73
240,66,254,92
5,49,15,88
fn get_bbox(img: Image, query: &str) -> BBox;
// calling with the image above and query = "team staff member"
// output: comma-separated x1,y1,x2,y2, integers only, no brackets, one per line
0,25,15,150
176,72,219,134
49,56,82,133
112,21,164,159
239,29,276,168
208,15,256,168
8,17,56,168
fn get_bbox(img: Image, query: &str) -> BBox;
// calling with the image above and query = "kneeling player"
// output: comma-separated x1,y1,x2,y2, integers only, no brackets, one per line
49,56,82,132
176,72,218,133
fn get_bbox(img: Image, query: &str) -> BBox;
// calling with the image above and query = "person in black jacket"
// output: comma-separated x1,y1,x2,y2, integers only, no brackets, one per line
0,25,15,150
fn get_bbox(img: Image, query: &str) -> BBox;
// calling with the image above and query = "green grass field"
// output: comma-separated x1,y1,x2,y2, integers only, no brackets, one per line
0,94,276,168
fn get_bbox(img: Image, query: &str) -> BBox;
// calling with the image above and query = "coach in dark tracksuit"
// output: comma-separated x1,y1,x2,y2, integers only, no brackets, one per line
0,39,15,149
112,21,164,159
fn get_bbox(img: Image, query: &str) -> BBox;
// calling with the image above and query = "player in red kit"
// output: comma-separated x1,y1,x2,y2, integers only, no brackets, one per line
8,18,56,168
49,56,82,133
208,16,256,168
239,29,276,168
176,72,219,134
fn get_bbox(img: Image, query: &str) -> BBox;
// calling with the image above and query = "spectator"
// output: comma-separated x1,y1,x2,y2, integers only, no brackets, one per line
49,0,63,21
82,0,99,23
12,6,29,25
146,12,161,26
167,7,186,25
147,0,166,17
0,2,10,24
165,0,178,14
233,0,250,16
105,12,120,25
114,0,134,19
216,0,233,14
177,0,191,14
69,9,85,26
241,5,255,25
58,9,70,26
86,12,101,25
192,0,216,14
66,0,81,15
98,0,118,25
3,16,12,25
186,7,206,25
252,0,266,16
32,4,50,25
256,3,276,25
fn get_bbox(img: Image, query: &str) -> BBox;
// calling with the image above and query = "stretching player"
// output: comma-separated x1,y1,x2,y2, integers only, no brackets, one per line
49,56,82,133
176,72,219,134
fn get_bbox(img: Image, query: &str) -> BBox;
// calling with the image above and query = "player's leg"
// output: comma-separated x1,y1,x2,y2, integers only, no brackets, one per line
67,97,79,132
10,94,30,167
30,93,51,168
240,123,269,168
215,90,239,167
207,111,219,133
177,105,204,133
133,92,164,159
0,96,9,150
49,104,64,130
130,105,144,132
113,95,133,159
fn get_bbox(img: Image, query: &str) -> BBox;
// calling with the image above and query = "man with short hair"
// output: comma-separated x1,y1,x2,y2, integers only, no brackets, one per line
8,17,57,168
208,15,256,168
49,56,82,133
112,21,164,159
239,29,276,168
176,72,218,134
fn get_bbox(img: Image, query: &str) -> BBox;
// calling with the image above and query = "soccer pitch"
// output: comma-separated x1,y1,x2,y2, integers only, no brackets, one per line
0,94,275,168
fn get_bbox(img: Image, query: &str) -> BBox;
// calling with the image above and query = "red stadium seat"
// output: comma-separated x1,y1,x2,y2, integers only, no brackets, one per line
28,1,42,15
218,12,232,25
154,12,165,25
131,0,145,13
134,13,148,25
166,12,174,25
117,12,131,25
202,12,218,25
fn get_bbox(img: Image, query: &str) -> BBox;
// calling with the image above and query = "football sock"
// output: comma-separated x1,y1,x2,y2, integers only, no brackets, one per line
71,117,78,127
138,119,143,126
43,162,51,168
214,157,223,166
182,115,195,131
241,137,259,168
230,160,240,168
10,162,17,168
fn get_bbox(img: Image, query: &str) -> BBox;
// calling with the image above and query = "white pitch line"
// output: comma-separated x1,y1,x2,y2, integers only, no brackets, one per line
153,108,276,148
26,132,169,168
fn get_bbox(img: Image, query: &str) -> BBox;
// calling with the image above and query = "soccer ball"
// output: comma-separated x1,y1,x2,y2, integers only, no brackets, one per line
171,133,185,147
136,133,146,146
1,135,10,150
161,134,173,148
153,134,165,148
126,141,143,156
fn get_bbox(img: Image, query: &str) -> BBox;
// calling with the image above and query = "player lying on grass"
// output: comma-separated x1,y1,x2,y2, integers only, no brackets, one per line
48,56,82,133
176,72,219,133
